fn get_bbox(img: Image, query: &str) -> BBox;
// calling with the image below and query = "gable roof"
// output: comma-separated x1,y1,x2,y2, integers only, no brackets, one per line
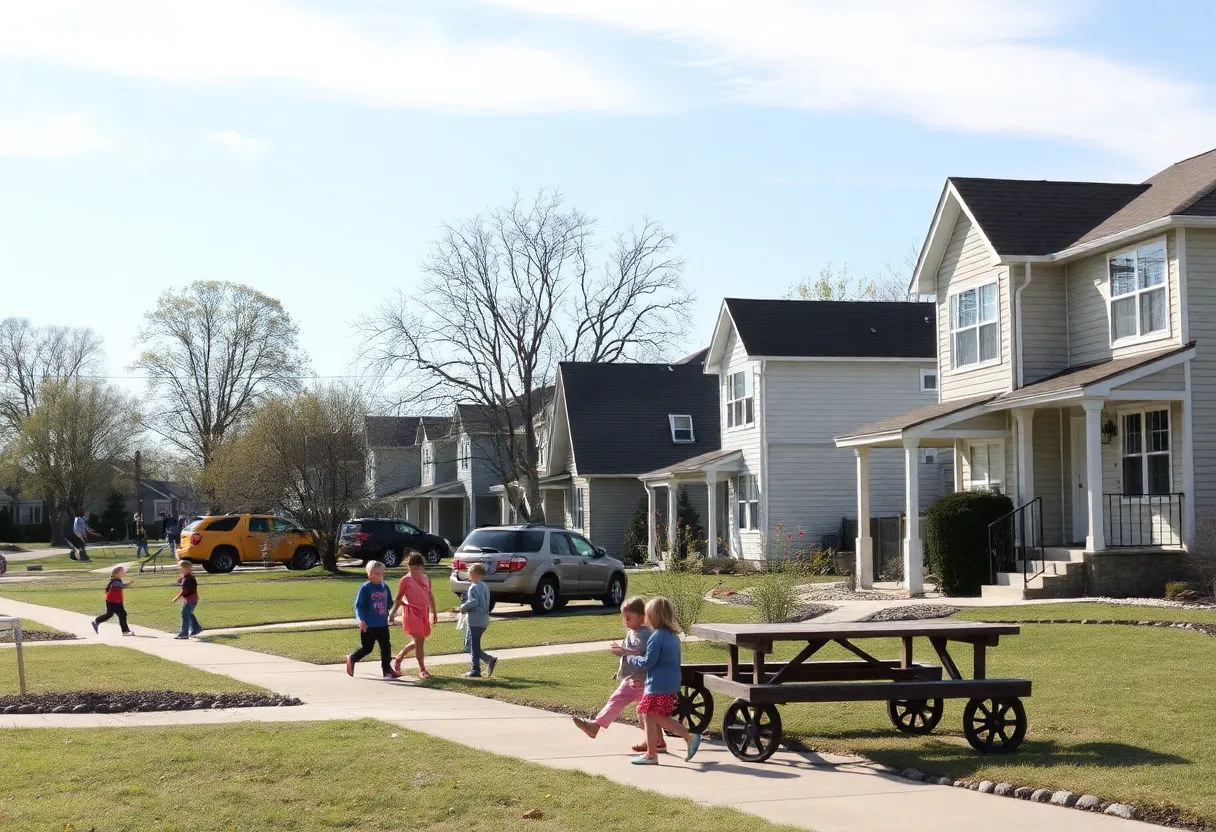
558,362,720,476
720,299,936,360
455,387,555,437
675,347,708,365
1076,149,1216,244
416,416,451,443
364,416,421,448
994,342,1194,404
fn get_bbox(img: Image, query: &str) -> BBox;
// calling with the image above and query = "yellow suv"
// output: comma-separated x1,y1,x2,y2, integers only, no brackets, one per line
178,515,321,573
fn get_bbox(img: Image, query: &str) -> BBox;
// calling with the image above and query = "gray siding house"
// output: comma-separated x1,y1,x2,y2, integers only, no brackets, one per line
363,416,424,502
643,298,952,562
838,150,1216,598
539,361,720,560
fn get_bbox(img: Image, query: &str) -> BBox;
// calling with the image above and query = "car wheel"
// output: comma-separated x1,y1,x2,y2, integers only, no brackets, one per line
292,548,320,571
554,598,569,610
424,546,442,566
201,561,218,574
531,576,559,615
602,573,626,608
210,547,237,574
488,600,497,613
382,549,401,568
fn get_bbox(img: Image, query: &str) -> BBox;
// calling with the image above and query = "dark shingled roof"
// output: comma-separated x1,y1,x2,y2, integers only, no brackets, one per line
837,395,995,441
417,416,452,442
724,299,936,359
364,416,420,448
675,347,708,365
996,343,1194,403
1077,149,1216,243
456,387,555,436
559,362,720,476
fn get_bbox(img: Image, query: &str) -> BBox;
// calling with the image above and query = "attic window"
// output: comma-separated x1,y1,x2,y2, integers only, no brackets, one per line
669,415,695,443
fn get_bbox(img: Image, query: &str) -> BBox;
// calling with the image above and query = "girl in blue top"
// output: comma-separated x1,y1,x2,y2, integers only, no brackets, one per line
612,596,701,765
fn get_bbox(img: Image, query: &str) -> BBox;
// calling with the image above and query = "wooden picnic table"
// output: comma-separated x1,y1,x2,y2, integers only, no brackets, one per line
672,620,1031,762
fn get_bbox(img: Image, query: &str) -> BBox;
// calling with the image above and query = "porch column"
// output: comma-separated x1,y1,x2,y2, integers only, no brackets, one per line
1014,408,1035,508
428,498,439,537
903,436,924,595
854,448,874,589
705,472,718,558
1183,369,1196,546
645,485,658,562
666,482,678,556
1082,399,1105,553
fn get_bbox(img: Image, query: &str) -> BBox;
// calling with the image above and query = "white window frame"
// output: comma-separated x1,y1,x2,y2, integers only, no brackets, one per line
153,499,171,518
948,281,1000,372
919,369,938,393
458,436,471,471
1108,237,1170,348
725,369,755,430
536,433,547,469
17,502,42,525
668,414,695,443
1117,406,1173,499
964,440,1004,493
571,485,586,530
735,474,759,531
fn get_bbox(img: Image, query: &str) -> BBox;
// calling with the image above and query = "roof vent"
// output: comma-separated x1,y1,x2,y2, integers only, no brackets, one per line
870,327,877,333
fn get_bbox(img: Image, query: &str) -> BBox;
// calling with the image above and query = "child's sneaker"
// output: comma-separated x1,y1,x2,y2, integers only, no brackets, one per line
573,718,600,739
630,755,658,766
91,621,99,634
460,671,481,678
121,631,134,637
485,656,498,677
174,635,189,640
685,734,702,762
345,656,355,677
383,670,404,680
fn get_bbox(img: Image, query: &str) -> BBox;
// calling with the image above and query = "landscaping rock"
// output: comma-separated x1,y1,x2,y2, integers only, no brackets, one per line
192,700,208,710
977,781,995,794
1050,791,1078,807
93,703,109,714
902,769,923,782
2,705,16,715
864,604,960,622
1030,789,1052,803
50,705,69,714
994,783,1015,797
0,691,300,715
1075,795,1103,811
72,704,92,714
1014,787,1035,799
935,777,953,786
1104,804,1136,820
16,704,37,714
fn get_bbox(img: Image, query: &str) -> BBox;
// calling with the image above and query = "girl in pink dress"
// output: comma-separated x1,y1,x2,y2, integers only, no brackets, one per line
388,553,439,679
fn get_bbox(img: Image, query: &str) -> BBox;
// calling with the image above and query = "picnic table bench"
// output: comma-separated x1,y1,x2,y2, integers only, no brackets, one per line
674,620,1031,762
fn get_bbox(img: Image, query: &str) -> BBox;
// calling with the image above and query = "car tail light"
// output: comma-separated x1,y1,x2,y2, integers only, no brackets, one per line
452,558,467,571
190,533,201,546
353,532,370,545
497,557,527,572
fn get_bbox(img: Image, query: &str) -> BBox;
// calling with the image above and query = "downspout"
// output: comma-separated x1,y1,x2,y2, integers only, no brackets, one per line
1014,263,1034,389
759,359,769,554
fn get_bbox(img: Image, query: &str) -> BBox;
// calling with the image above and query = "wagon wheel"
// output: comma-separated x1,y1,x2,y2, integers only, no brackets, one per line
963,697,1027,754
886,698,943,735
673,682,714,735
722,700,782,762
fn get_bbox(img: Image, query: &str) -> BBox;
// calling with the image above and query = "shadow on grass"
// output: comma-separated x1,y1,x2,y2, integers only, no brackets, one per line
490,607,617,622
426,675,554,692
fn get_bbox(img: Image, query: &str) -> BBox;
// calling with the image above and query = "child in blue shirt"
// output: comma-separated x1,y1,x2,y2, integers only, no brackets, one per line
611,596,701,765
345,561,401,680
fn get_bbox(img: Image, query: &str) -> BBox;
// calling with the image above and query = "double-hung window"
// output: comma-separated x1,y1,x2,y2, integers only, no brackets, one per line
966,441,1004,493
736,475,759,531
1121,409,1171,496
726,370,755,428
1109,240,1168,345
458,436,471,470
571,486,586,530
949,282,998,369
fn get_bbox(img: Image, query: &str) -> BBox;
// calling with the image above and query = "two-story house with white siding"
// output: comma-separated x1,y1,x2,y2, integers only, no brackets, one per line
363,416,426,503
837,150,1216,599
641,298,951,563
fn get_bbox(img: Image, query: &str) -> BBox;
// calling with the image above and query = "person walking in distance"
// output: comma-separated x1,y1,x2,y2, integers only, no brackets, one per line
70,512,97,562
133,514,150,560
163,513,181,558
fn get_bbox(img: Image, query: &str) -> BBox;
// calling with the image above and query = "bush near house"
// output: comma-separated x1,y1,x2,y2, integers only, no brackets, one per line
924,490,1012,596
620,497,648,566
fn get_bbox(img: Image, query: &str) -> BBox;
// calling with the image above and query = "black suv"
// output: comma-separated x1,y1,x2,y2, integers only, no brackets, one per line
338,518,451,567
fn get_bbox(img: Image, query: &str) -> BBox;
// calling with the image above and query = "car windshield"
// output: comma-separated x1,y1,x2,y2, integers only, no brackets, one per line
458,529,545,554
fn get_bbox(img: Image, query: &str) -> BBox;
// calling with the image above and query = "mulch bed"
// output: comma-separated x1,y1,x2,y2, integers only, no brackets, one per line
864,604,959,622
0,691,302,715
0,629,78,643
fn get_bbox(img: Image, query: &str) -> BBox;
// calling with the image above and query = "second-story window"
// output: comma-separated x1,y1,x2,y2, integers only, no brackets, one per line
726,369,754,428
537,432,547,469
458,436,470,470
1109,239,1168,345
422,442,433,477
669,414,694,443
949,282,998,369
920,369,938,393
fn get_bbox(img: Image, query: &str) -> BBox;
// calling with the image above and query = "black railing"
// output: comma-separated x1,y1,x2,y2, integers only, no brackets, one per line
1103,493,1184,548
988,497,1044,588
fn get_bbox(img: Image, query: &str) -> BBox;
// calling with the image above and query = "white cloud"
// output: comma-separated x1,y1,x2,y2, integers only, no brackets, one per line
479,0,1216,166
206,129,273,159
0,0,645,113
0,111,115,157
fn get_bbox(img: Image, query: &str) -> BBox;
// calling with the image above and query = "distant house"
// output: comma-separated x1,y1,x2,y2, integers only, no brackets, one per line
0,488,45,536
363,415,426,501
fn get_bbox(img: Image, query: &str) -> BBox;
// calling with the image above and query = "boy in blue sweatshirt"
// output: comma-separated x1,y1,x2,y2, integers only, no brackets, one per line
346,561,402,680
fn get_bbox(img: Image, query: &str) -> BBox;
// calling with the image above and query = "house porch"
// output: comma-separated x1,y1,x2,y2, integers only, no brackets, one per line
638,449,743,561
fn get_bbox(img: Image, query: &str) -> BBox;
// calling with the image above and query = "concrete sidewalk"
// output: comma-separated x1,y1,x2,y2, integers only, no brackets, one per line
0,594,1164,832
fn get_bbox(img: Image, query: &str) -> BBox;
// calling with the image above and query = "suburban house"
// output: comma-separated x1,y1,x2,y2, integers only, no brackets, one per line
641,298,953,562
363,415,426,502
0,488,45,540
836,149,1216,598
535,360,720,560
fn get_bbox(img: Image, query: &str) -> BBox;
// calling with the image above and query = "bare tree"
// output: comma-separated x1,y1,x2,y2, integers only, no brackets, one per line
0,318,104,440
362,190,692,520
132,281,306,468
203,385,368,570
13,379,140,517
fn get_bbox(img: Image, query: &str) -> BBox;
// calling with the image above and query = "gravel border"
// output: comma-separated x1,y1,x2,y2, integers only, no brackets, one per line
0,690,302,714
0,628,78,643
862,604,959,622
988,618,1216,638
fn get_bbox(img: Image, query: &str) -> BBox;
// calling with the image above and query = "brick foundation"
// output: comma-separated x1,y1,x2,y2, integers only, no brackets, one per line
1083,551,1187,597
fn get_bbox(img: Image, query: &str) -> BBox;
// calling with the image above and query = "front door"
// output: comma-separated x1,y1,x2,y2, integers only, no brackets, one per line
1070,416,1087,543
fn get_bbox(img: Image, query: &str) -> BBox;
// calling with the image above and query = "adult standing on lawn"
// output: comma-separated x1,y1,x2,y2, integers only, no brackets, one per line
70,512,97,562
133,513,149,559
163,513,181,557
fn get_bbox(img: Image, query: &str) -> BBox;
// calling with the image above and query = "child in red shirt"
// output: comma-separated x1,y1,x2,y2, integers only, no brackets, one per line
92,566,134,635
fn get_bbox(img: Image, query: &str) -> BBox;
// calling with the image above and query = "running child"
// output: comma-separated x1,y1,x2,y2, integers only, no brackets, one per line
458,563,497,678
345,561,402,680
388,553,439,679
573,597,654,751
611,596,700,765
172,560,202,639
92,566,134,635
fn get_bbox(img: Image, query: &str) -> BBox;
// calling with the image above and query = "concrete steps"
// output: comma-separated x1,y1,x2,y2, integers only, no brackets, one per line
981,550,1087,600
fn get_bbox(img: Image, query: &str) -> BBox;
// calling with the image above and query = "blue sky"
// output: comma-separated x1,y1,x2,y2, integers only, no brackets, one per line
4,0,1216,394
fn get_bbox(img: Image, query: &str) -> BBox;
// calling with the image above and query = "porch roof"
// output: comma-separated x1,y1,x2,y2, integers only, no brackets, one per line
990,342,1194,407
835,395,995,446
385,480,466,500
638,448,743,482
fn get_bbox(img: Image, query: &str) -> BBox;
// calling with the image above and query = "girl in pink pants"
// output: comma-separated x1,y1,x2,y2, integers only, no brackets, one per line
573,597,658,752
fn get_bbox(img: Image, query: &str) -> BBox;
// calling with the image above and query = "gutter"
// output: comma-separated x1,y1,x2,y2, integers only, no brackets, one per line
1014,263,1033,389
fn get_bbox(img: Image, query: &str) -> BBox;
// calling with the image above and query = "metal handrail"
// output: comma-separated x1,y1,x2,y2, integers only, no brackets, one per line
1102,492,1184,548
987,497,1044,588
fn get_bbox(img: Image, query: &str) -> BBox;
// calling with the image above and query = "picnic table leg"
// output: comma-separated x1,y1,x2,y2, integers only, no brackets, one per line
900,637,913,669
15,622,25,696
973,643,987,680
754,650,766,685
728,645,739,681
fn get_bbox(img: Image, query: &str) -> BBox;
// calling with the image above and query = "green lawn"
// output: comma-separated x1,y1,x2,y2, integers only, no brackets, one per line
427,623,1216,826
5,545,148,572
0,542,53,550
0,644,263,696
956,602,1216,624
0,720,799,832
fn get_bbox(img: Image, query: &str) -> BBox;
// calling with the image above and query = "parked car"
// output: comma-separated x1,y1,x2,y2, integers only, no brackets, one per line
337,518,450,568
448,524,627,615
177,515,321,573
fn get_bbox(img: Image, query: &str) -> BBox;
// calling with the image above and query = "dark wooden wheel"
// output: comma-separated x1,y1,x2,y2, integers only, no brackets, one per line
963,697,1027,754
887,698,943,735
674,682,714,735
722,700,782,762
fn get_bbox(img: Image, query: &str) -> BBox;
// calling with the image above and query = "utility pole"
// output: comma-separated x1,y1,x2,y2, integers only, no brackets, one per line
134,450,143,527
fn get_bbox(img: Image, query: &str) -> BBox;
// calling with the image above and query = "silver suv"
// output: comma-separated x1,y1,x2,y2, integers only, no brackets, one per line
449,525,628,614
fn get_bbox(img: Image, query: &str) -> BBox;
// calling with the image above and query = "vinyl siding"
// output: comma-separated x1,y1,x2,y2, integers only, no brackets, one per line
936,215,1012,401
1018,264,1069,385
1067,231,1183,366
542,489,566,528
1112,365,1185,391
588,477,645,560
1030,408,1065,546
715,324,764,557
1188,229,1216,520
368,445,421,499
